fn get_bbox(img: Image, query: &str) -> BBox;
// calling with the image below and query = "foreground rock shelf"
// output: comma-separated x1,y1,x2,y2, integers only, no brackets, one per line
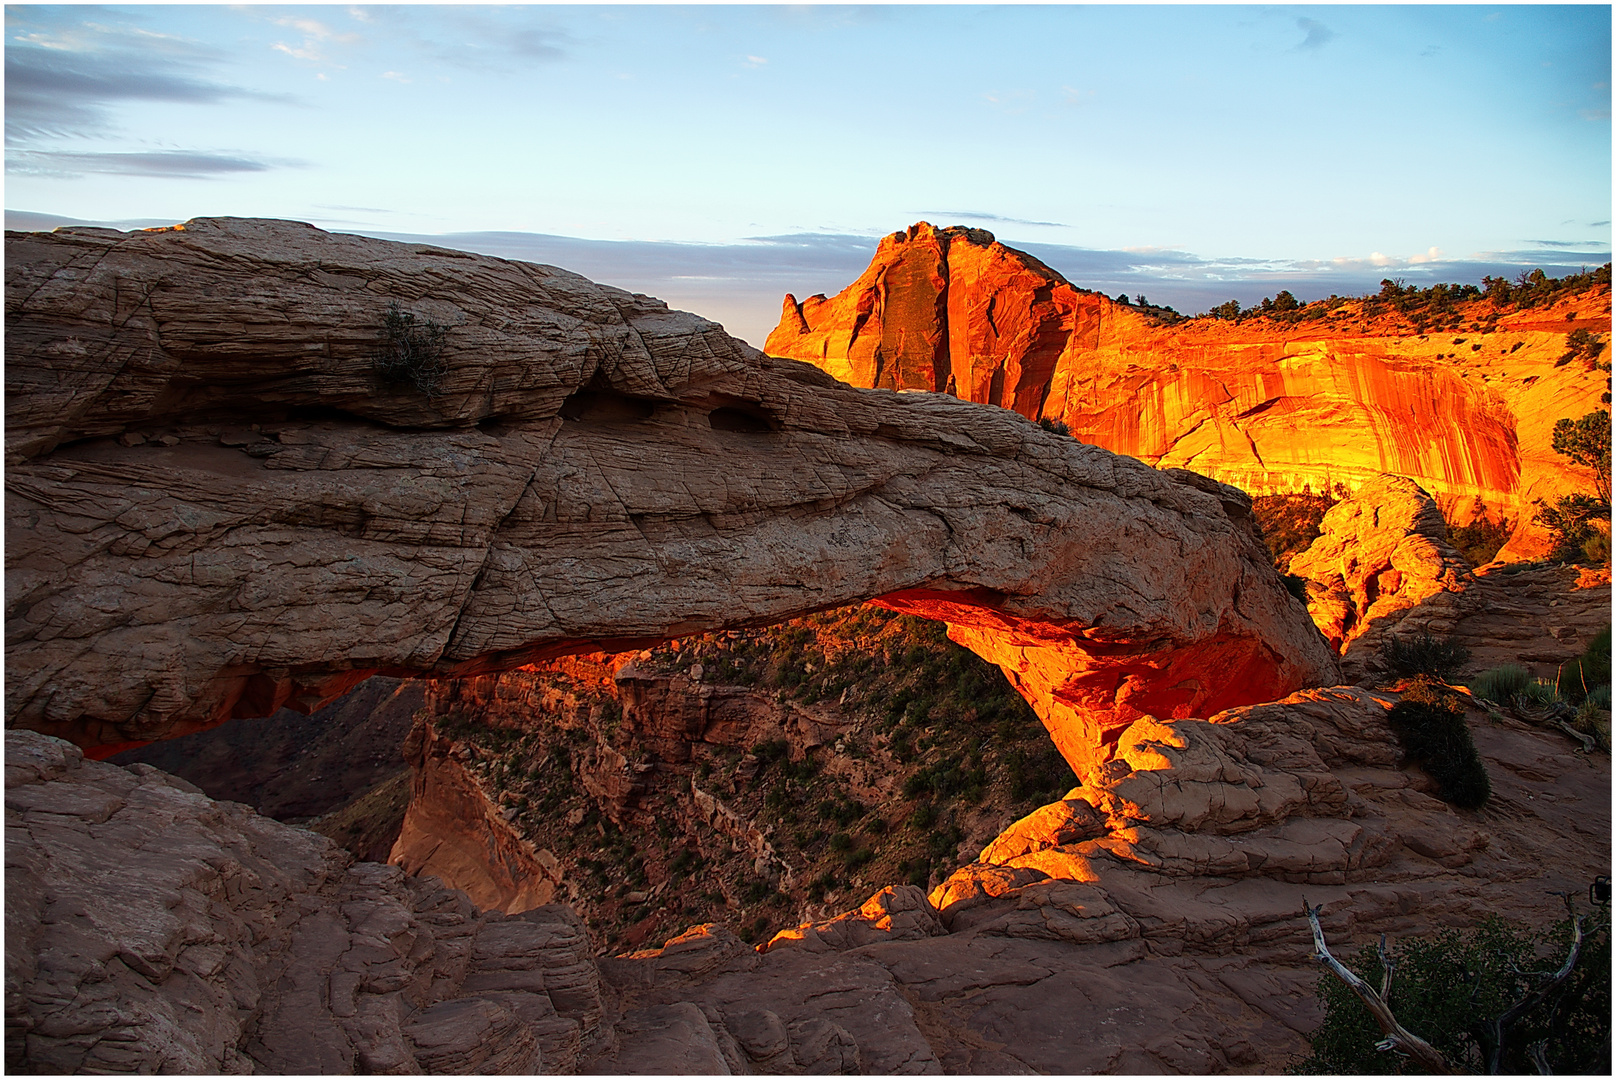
8,676,1607,1073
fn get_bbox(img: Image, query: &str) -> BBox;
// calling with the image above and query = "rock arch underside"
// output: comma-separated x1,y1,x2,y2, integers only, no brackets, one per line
6,220,1608,1075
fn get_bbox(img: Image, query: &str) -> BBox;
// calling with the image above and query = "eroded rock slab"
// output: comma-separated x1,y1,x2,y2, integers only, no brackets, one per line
1289,474,1477,673
4,729,600,1075
6,219,1335,778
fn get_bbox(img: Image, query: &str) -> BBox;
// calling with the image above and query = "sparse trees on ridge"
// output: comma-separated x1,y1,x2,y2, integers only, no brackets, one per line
1188,264,1612,328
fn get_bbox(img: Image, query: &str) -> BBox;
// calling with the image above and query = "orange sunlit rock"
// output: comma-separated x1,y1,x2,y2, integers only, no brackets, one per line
766,222,1612,559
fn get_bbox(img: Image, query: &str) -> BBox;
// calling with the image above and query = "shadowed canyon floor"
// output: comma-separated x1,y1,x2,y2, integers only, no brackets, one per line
6,219,1609,1073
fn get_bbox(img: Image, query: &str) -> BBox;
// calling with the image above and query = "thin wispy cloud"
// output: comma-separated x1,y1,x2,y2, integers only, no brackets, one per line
269,15,359,65
415,10,573,68
982,88,1036,114
7,215,1605,346
1294,17,1337,51
5,11,298,144
1533,239,1606,249
919,211,1071,229
7,149,300,179
504,27,568,62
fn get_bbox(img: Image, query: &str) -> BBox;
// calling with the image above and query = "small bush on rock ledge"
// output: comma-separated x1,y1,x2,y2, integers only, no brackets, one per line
1388,677,1490,809
1382,631,1470,681
372,302,448,397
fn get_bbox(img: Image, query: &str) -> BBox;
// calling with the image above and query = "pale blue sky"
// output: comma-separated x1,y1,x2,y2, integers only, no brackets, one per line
7,5,1611,345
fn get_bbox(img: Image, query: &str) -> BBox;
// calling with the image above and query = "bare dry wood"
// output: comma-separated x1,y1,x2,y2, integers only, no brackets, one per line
1555,720,1597,753
1476,907,1586,1074
1303,899,1461,1074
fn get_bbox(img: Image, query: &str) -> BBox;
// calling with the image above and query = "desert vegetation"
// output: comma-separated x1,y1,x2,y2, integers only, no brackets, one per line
1385,676,1490,809
1188,263,1612,334
1466,625,1612,752
1445,498,1514,567
1382,632,1472,683
1535,408,1611,564
371,302,449,397
1298,900,1610,1074
1252,491,1340,573
425,605,1076,952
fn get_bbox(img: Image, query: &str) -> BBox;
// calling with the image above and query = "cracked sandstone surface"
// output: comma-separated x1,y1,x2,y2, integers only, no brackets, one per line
6,218,1334,777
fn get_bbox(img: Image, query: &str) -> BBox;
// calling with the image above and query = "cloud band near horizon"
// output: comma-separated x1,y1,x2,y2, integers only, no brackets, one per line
5,210,1608,349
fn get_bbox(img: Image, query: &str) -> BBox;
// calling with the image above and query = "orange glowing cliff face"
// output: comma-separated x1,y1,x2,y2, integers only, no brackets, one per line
766,222,1612,560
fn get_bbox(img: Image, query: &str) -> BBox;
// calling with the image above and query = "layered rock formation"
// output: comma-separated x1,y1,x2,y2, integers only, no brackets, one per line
765,222,1611,557
15,677,1606,1074
390,712,569,916
1284,473,1611,683
1289,474,1478,674
5,219,1335,780
5,729,603,1074
9,218,1604,1075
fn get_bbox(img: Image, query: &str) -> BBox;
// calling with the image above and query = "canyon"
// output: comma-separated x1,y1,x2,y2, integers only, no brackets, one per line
6,219,1609,1074
765,222,1612,560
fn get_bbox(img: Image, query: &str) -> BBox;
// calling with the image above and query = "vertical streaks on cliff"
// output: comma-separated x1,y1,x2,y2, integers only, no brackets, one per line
766,224,1606,555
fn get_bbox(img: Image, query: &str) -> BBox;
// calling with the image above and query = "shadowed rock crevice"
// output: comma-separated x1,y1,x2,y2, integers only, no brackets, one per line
6,219,1337,777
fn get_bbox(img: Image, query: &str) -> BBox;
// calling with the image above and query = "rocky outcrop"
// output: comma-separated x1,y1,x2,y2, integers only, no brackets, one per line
5,219,1335,780
10,676,1607,1075
4,729,602,1074
765,222,1611,557
1451,564,1611,681
1284,474,1611,684
389,714,568,916
596,682,1608,1073
1288,474,1478,672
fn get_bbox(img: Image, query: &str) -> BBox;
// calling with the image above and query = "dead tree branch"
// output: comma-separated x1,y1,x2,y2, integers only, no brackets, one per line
1303,899,1461,1074
1475,904,1586,1075
1555,720,1596,753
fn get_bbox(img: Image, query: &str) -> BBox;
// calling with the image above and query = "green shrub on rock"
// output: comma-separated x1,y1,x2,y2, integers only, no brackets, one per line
1558,625,1612,704
372,302,448,397
1470,663,1532,705
1295,908,1610,1074
1388,678,1490,809
1382,632,1471,681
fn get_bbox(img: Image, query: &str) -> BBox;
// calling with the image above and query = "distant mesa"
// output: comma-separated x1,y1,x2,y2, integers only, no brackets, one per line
765,221,1612,560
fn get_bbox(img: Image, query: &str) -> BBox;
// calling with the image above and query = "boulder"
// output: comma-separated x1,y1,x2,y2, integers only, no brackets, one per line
1288,474,1478,674
3,729,600,1075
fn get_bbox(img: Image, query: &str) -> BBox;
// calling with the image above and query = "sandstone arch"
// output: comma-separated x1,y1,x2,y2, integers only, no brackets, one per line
5,220,1337,778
